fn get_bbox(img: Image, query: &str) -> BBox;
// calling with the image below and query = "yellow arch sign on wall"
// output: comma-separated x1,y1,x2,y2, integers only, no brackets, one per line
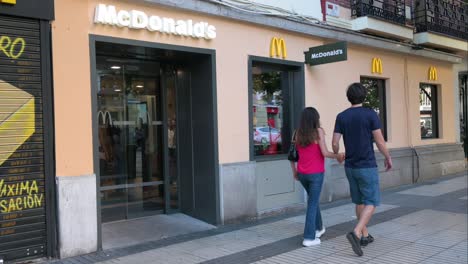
428,66,438,81
0,82,35,166
270,37,287,59
371,57,383,74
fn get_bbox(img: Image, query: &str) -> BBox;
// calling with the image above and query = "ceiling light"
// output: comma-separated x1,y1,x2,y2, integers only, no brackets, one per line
114,89,121,92
136,85,144,88
111,66,121,70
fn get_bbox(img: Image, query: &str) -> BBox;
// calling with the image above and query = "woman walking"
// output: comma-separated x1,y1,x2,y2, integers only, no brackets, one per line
290,107,344,246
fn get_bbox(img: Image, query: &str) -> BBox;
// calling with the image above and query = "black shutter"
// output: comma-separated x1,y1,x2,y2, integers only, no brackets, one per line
0,15,47,261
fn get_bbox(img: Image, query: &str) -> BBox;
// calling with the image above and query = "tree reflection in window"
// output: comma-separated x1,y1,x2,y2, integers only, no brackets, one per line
361,77,387,140
252,70,284,156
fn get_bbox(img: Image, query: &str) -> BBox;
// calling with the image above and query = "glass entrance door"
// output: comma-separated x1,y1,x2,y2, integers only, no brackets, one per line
162,65,179,211
96,45,177,222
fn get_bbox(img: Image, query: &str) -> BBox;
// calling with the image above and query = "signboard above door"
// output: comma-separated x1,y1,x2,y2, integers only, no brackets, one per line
305,41,347,66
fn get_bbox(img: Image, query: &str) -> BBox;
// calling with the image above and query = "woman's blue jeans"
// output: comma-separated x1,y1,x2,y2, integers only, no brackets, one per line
298,172,324,240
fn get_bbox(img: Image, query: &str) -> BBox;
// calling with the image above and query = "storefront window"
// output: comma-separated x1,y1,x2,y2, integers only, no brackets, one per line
361,77,387,140
251,62,295,157
420,84,439,139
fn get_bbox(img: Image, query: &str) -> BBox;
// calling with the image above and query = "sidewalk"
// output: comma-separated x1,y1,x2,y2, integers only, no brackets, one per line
46,172,467,264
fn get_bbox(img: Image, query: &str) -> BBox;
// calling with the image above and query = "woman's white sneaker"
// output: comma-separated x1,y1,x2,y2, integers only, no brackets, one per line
316,227,326,238
302,238,321,247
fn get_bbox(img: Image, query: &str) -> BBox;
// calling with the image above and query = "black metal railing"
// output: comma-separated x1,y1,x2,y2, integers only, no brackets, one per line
414,0,468,40
351,0,407,25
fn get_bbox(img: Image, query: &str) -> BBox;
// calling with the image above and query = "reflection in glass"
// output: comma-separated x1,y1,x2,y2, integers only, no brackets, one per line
252,70,284,156
96,43,167,221
419,84,438,139
361,77,387,140
165,67,179,210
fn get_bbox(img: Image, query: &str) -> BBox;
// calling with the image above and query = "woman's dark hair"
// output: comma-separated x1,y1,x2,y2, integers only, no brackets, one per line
296,107,320,147
346,82,367,105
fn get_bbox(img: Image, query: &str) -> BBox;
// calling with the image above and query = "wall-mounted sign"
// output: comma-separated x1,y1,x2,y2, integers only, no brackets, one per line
326,2,340,17
94,4,217,39
304,41,347,66
371,57,383,74
0,0,16,5
428,66,438,81
270,37,287,59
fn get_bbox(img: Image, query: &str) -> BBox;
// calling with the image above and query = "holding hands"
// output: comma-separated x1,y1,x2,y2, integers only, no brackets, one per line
337,153,345,164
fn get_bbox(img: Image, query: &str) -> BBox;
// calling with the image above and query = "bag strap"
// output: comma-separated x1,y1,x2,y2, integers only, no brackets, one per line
291,130,297,143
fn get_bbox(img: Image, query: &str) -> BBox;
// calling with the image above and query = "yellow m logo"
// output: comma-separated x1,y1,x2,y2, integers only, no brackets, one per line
428,66,438,81
372,58,383,74
0,0,16,4
270,37,287,59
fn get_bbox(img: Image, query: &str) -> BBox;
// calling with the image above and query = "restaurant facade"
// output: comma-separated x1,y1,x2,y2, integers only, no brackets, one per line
1,0,466,261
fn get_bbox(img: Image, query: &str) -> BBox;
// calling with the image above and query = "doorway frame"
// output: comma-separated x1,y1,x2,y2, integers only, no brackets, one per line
89,35,219,250
460,71,468,158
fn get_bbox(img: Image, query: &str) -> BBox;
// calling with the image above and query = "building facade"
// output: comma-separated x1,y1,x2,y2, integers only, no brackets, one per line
0,0,466,262
49,0,466,259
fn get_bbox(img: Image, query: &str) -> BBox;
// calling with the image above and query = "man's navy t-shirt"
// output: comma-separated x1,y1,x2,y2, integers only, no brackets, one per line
334,107,381,168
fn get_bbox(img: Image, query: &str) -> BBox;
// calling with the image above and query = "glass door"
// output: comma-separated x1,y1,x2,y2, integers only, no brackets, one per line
124,68,165,219
162,65,179,211
96,54,168,222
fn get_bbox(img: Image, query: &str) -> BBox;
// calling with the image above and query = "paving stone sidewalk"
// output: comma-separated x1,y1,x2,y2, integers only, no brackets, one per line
44,172,467,264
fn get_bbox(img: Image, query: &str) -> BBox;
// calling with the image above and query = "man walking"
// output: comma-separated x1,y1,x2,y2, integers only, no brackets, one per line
332,83,392,257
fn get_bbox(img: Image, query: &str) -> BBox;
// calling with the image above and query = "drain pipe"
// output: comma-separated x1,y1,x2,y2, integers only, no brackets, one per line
413,148,420,184
404,57,419,184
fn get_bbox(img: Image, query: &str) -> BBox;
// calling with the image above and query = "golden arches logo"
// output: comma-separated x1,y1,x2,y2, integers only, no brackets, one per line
270,37,287,59
371,57,383,74
428,66,438,81
97,110,113,125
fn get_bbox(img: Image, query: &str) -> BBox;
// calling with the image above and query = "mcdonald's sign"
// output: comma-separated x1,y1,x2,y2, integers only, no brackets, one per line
371,58,383,74
305,41,347,66
97,110,113,125
428,66,438,81
0,0,16,4
270,37,287,59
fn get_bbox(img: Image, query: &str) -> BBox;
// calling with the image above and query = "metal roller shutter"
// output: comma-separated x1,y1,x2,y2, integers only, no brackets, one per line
0,15,47,261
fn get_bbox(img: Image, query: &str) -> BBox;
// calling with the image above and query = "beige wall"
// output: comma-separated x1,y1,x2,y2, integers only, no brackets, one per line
53,0,93,177
310,45,456,149
407,57,456,146
309,45,409,149
52,0,458,176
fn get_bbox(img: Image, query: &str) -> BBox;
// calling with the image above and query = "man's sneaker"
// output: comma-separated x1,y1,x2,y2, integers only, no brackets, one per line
316,227,326,238
302,238,321,247
361,234,374,247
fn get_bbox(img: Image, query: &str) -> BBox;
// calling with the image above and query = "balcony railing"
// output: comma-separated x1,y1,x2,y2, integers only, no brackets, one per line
351,0,406,25
414,0,468,40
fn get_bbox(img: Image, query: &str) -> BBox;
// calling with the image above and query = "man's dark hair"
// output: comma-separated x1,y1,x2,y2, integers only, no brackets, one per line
346,82,367,105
